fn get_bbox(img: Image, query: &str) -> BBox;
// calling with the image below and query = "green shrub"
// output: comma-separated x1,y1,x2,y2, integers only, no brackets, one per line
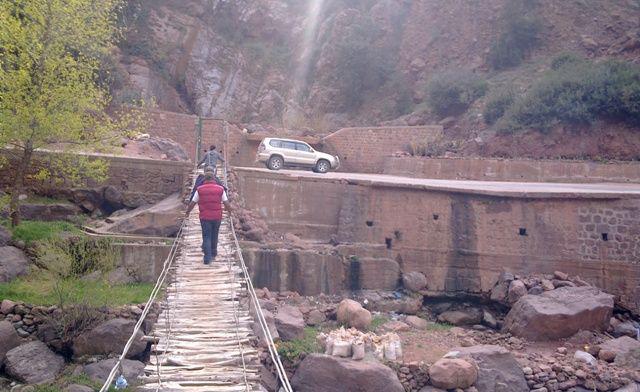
34,236,118,278
426,70,488,117
500,59,640,131
550,52,584,70
488,0,541,69
11,220,79,244
483,87,516,124
277,327,320,361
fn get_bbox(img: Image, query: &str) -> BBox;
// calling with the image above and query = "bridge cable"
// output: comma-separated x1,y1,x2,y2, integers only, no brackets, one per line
222,122,293,392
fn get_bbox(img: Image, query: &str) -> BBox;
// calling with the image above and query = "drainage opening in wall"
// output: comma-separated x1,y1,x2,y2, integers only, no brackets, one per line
433,214,439,220
385,238,393,249
519,228,527,236
602,233,609,241
366,221,374,227
394,230,402,240
349,256,361,291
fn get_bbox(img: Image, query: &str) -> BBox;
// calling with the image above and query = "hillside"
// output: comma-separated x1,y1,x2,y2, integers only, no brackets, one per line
108,0,640,159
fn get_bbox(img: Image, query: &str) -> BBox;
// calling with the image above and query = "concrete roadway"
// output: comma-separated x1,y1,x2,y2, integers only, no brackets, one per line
235,167,640,199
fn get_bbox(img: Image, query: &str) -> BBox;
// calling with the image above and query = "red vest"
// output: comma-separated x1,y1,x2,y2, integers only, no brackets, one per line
197,182,224,220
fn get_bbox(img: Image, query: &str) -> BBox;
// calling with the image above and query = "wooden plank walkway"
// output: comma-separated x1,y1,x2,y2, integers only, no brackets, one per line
138,205,262,392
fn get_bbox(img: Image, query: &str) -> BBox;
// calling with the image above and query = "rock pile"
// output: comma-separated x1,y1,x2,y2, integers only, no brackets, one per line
0,298,154,342
386,362,430,391
490,271,593,306
317,327,403,361
520,347,640,391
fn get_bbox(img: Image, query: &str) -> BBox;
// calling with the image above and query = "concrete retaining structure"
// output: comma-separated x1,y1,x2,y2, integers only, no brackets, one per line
384,157,640,183
115,242,172,282
320,125,443,173
235,168,640,313
0,150,191,207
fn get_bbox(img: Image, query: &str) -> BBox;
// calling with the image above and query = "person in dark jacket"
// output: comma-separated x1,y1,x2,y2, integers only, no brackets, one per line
185,171,232,264
198,145,225,171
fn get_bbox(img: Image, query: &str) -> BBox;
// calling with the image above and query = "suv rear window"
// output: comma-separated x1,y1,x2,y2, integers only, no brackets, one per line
269,139,282,148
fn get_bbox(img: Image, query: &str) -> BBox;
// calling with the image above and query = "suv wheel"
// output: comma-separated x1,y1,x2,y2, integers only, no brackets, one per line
315,159,330,173
268,155,284,170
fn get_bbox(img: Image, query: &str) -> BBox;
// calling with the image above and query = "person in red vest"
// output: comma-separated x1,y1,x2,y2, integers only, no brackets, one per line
185,171,232,264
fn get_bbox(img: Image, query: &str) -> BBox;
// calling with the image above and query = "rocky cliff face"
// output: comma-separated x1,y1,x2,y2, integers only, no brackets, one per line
113,0,640,130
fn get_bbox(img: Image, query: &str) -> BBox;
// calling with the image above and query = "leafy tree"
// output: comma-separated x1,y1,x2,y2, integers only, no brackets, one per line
0,0,143,226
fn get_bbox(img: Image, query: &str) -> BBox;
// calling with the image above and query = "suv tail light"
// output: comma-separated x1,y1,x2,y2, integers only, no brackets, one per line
258,142,265,152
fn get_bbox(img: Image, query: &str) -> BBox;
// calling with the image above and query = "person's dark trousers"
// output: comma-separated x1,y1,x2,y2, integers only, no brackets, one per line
200,219,222,264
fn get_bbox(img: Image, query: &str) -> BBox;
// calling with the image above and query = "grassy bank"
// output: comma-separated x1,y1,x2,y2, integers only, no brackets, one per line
0,276,153,307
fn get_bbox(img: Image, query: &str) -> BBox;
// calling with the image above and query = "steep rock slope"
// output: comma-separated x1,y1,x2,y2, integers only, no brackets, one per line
113,0,640,133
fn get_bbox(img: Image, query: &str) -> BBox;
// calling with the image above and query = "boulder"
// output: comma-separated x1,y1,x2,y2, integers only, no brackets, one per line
291,353,404,392
0,321,21,366
99,193,183,237
130,136,189,162
275,305,305,341
0,246,29,282
73,318,147,359
405,315,428,329
453,345,528,392
482,310,498,329
20,202,82,222
438,309,482,326
336,299,372,330
361,292,422,315
429,358,477,389
5,341,65,384
251,307,279,347
83,358,145,383
402,271,427,292
613,321,638,338
615,348,640,369
0,299,16,314
0,226,10,246
380,320,410,332
599,336,640,362
490,281,510,303
490,273,514,303
419,388,446,392
502,286,614,341
306,309,326,326
507,280,527,304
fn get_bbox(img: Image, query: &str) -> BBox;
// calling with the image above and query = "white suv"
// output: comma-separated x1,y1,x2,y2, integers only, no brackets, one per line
257,137,340,173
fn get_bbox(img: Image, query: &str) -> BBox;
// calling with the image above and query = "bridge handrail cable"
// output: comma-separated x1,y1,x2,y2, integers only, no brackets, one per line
222,121,293,392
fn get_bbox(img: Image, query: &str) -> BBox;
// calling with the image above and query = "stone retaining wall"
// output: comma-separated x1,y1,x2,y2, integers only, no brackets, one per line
235,169,640,313
320,126,443,173
384,157,640,183
0,150,190,207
